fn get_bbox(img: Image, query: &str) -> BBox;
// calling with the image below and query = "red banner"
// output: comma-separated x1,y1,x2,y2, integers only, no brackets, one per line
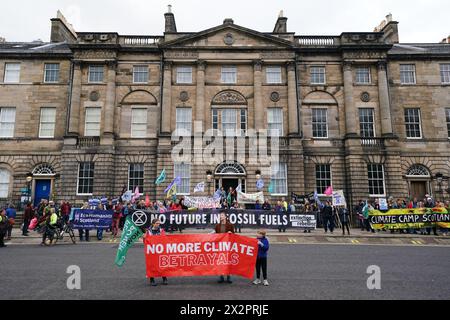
144,233,258,279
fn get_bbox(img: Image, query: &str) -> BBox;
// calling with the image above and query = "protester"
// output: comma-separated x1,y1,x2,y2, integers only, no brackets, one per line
41,208,58,246
262,200,271,211
322,201,334,233
5,204,16,240
146,218,168,286
338,205,350,235
253,230,270,286
215,211,235,284
275,201,286,233
78,203,90,241
22,202,34,236
60,200,71,225
0,209,8,247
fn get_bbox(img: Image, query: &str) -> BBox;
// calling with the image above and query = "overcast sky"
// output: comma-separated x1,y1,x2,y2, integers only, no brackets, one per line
1,0,449,43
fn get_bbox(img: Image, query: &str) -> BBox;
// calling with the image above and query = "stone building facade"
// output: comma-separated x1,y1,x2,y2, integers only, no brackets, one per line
0,9,449,209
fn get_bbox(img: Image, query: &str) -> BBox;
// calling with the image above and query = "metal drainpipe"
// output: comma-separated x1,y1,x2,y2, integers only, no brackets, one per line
66,58,74,137
159,54,164,136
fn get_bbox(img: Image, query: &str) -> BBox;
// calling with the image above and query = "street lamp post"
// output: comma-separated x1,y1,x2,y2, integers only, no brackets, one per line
26,173,33,204
206,170,213,196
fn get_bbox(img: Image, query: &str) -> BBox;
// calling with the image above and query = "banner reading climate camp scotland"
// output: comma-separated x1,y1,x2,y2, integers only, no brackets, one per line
369,207,450,230
129,209,308,230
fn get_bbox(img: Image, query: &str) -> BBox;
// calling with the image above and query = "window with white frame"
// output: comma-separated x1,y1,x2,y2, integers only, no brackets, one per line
128,163,144,194
177,66,192,84
222,109,238,136
267,108,283,136
174,162,191,194
212,109,219,131
440,64,450,84
4,63,20,83
404,108,422,139
355,66,371,84
310,66,326,85
400,64,416,84
359,108,375,137
131,108,147,138
312,108,328,138
315,164,331,195
266,66,282,84
221,66,237,84
85,107,101,136
88,65,104,83
133,65,149,83
44,63,60,83
270,163,287,195
0,107,16,138
446,108,450,139
39,107,56,138
0,168,10,198
176,107,192,135
240,109,247,134
368,164,385,196
77,162,94,195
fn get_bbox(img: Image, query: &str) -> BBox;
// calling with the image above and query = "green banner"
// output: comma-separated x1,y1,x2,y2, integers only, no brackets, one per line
369,207,450,230
115,216,144,267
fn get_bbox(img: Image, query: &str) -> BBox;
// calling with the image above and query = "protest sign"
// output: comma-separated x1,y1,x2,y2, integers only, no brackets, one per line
369,207,450,230
144,233,258,279
289,214,317,229
72,209,113,230
115,216,144,267
237,191,264,204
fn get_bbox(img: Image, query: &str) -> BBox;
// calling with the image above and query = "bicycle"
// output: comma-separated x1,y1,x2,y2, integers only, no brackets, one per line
53,221,77,245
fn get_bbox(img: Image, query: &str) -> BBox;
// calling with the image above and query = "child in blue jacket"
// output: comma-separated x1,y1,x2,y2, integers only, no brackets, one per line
253,230,270,286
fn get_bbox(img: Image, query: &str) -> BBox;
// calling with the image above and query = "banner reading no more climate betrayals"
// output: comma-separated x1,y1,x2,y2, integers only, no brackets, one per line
129,209,316,230
144,233,258,279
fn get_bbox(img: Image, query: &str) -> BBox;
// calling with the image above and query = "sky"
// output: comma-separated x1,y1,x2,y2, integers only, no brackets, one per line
0,0,449,43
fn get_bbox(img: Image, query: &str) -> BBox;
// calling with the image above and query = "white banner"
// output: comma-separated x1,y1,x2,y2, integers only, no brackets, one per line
237,191,264,204
379,198,388,210
194,182,205,193
332,190,347,207
184,196,221,209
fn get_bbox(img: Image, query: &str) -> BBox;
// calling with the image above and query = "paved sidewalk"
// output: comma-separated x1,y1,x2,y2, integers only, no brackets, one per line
5,226,450,246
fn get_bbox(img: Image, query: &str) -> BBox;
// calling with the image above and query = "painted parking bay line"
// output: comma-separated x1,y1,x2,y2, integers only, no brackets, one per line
351,239,360,244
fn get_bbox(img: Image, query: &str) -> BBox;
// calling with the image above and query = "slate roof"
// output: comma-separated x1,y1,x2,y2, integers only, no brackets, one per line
389,43,450,56
0,41,72,55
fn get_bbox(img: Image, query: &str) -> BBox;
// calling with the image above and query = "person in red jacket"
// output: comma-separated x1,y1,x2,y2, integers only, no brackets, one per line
22,202,34,236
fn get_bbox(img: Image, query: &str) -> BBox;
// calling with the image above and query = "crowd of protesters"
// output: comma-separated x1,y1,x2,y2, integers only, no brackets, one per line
1,187,449,247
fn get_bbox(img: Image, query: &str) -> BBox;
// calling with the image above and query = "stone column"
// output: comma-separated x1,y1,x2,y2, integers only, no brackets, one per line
287,62,299,135
253,60,263,130
161,61,172,134
196,60,206,127
378,61,393,136
103,61,116,136
68,61,81,136
343,61,357,136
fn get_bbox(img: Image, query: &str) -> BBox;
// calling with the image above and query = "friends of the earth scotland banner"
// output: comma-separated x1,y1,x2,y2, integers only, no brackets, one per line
144,233,258,279
128,208,315,230
369,207,450,230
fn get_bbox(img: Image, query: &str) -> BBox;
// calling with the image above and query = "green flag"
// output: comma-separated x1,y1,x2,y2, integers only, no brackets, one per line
155,169,166,185
268,181,274,194
115,216,144,267
362,201,369,219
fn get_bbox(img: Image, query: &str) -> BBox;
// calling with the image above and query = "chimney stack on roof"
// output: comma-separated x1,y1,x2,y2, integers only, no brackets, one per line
164,4,177,33
273,10,288,33
374,13,399,44
440,36,450,44
0,37,5,43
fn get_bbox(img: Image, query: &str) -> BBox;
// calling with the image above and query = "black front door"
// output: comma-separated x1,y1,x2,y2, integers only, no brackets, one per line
222,179,239,194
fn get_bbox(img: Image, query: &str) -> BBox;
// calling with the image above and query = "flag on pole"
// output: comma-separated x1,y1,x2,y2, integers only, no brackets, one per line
213,189,222,200
362,200,369,219
164,176,181,193
131,186,140,204
324,186,333,196
166,183,177,199
314,191,324,209
236,184,242,193
256,179,264,190
194,182,205,193
268,181,274,194
155,169,166,185
145,194,151,207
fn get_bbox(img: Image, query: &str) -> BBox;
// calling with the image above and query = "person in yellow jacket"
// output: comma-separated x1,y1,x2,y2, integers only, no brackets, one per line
41,208,58,246
0,209,8,248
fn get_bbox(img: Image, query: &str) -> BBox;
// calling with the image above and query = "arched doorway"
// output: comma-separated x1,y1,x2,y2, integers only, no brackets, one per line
31,164,56,206
214,161,247,193
406,165,431,200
